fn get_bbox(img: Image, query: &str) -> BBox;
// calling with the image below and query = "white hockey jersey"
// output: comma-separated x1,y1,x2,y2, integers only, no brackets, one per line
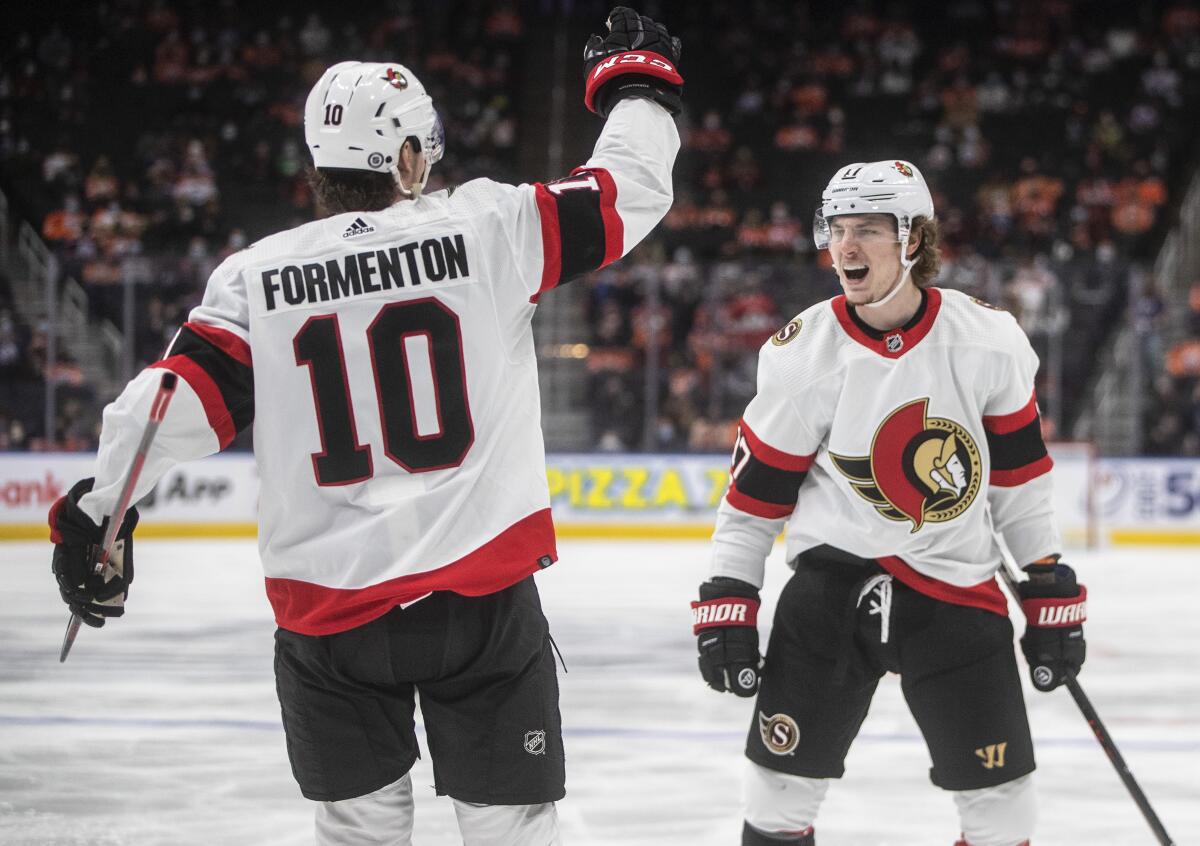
79,98,679,635
711,287,1061,615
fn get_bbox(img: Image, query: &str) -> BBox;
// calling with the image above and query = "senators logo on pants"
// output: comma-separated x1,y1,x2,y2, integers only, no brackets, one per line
758,712,800,756
832,398,981,532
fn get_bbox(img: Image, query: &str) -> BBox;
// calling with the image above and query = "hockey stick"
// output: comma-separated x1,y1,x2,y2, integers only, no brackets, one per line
59,371,178,663
998,560,1175,845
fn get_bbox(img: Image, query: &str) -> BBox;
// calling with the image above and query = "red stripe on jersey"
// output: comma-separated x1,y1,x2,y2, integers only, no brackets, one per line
990,453,1054,487
877,555,1008,616
264,508,558,636
740,421,815,472
983,391,1039,435
150,357,236,448
830,287,942,358
726,483,795,519
532,183,562,302
182,321,252,367
576,166,624,267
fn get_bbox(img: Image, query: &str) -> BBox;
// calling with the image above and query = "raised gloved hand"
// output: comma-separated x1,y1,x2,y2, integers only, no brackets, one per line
49,478,138,628
1017,561,1086,691
692,577,762,697
584,6,683,118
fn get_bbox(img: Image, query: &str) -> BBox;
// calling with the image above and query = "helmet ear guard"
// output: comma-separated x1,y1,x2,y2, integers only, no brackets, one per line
813,207,831,250
392,113,444,197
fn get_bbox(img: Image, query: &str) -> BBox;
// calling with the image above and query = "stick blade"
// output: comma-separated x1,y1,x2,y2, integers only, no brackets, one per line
59,615,83,662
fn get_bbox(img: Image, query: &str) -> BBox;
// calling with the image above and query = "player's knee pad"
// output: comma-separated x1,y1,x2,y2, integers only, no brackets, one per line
315,772,414,846
952,773,1035,846
743,760,828,839
452,799,560,846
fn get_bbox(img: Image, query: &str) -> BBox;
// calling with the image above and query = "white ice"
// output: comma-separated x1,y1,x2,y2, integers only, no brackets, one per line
1,539,1196,845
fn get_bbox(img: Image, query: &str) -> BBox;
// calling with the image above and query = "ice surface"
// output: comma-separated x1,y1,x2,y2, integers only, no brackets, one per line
1,540,1196,845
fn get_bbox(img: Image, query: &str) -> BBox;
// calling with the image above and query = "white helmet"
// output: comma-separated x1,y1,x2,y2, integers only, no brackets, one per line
304,61,444,195
813,160,934,250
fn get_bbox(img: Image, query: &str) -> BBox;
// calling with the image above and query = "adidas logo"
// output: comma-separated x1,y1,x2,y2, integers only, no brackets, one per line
342,217,375,239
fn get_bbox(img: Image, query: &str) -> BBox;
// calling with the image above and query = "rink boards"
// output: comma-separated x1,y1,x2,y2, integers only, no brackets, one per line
1,446,1199,545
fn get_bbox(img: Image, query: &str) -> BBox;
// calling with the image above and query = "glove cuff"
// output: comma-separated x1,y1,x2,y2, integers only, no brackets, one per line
584,50,683,114
1021,584,1087,628
48,477,140,545
48,478,99,544
691,595,760,635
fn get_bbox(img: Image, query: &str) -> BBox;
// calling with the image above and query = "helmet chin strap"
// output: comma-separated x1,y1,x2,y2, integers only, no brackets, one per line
390,149,430,199
861,248,917,310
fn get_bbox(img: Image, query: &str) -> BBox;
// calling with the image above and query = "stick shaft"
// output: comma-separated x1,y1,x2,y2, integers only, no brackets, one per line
60,373,178,663
999,561,1174,845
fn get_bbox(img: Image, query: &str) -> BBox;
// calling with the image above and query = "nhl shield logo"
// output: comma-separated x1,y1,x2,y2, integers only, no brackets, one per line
884,333,904,353
758,712,800,756
831,398,982,532
524,730,546,756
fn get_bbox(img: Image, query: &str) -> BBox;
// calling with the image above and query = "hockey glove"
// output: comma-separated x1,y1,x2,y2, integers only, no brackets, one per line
1017,562,1086,692
584,6,683,118
693,577,762,697
49,478,138,628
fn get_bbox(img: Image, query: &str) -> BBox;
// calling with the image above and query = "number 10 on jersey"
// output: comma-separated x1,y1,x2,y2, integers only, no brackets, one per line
293,298,474,485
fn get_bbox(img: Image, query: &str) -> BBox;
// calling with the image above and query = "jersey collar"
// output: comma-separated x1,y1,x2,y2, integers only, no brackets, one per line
831,287,941,358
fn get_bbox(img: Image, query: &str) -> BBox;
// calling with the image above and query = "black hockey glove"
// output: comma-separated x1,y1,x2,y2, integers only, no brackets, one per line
1017,562,1087,692
584,6,683,118
692,577,762,697
49,478,138,628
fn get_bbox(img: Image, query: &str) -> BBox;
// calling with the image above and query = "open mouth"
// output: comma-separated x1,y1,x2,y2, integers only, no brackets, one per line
843,265,869,281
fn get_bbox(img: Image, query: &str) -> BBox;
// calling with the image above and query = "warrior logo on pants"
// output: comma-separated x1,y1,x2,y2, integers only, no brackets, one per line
975,741,1008,769
758,712,800,756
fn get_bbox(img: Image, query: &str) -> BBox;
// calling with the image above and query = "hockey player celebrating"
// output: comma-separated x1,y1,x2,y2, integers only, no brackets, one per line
48,8,681,844
692,161,1087,846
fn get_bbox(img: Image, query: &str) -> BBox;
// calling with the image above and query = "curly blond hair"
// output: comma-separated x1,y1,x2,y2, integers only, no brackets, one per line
908,216,942,287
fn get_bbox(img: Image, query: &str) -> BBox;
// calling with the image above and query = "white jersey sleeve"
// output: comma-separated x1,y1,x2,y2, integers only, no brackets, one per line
982,319,1061,566
455,97,679,304
79,257,254,524
710,343,823,588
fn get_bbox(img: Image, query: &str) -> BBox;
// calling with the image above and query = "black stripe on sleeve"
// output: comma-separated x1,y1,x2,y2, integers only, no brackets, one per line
553,186,607,283
735,453,807,506
167,326,255,434
986,416,1048,471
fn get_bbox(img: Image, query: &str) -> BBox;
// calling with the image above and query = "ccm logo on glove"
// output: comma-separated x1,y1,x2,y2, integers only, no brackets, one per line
589,51,680,82
691,597,759,633
1021,587,1087,627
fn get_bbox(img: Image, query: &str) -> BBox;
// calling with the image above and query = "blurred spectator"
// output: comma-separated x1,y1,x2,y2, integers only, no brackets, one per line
2,0,1198,454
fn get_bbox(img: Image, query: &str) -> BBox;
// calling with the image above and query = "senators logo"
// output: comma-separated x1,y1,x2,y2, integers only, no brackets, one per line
771,317,802,346
758,712,800,756
831,399,981,532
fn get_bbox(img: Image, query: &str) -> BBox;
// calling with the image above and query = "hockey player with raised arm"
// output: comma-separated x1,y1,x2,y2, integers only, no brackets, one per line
48,8,680,844
692,161,1086,846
